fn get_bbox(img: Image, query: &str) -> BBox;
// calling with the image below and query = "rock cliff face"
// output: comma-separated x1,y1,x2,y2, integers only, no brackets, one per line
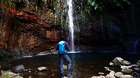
0,5,60,54
0,23,60,54
0,25,8,49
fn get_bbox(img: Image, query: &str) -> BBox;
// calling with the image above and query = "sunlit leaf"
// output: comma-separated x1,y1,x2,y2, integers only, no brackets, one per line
91,1,96,6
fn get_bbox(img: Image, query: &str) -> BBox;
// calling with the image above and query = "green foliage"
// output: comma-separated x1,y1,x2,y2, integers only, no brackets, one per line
1,0,15,7
88,0,103,11
0,0,15,15
87,0,130,14
1,73,11,78
72,0,131,26
1,0,131,30
36,0,44,9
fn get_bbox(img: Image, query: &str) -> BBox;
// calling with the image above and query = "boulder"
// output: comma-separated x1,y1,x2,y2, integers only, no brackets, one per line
131,64,140,72
121,65,133,74
104,67,116,78
37,66,48,71
115,72,123,78
98,72,104,75
133,67,140,71
14,65,25,73
63,76,68,78
105,71,116,78
137,60,140,67
112,57,131,66
120,75,133,78
122,60,131,66
109,62,114,66
37,72,46,76
91,76,105,78
104,67,111,71
111,72,133,78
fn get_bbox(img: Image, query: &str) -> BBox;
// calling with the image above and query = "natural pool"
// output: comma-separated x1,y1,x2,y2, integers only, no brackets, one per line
9,52,140,78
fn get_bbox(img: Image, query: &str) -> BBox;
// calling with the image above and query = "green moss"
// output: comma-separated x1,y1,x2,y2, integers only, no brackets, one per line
1,71,23,78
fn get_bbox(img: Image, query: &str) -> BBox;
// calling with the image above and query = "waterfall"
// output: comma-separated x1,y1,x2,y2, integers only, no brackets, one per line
67,0,75,52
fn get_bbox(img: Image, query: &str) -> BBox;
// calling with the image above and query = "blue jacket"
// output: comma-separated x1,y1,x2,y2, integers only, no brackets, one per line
56,41,70,54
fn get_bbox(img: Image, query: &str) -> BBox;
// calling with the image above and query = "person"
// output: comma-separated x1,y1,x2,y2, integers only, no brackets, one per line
56,37,72,78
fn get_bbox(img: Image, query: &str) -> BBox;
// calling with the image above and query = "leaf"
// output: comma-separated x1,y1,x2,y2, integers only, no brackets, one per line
91,1,96,6
94,4,98,10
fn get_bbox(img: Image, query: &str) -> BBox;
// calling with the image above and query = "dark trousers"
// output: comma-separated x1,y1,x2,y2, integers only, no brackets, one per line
59,54,72,78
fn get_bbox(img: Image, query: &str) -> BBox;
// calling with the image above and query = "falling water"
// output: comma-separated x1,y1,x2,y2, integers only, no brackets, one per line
67,0,75,52
67,1,76,77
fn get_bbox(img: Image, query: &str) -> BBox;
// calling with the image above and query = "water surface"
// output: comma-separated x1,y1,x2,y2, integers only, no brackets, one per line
10,52,140,78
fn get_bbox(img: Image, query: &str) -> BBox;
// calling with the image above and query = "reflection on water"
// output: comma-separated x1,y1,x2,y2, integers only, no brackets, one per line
9,53,140,78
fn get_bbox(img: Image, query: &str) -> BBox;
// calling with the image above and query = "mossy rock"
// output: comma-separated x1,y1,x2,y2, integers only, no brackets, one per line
1,71,23,78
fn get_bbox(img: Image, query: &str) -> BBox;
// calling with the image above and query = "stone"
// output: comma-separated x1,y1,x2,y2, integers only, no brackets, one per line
37,66,47,71
112,57,123,65
104,67,116,78
137,60,140,67
98,72,104,75
91,76,105,78
63,76,68,78
106,71,116,78
109,62,114,66
14,65,25,73
131,64,138,67
37,72,46,76
122,60,131,66
121,65,133,74
104,67,111,71
115,72,123,78
133,67,140,71
115,72,133,78
112,57,131,66
120,75,133,78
